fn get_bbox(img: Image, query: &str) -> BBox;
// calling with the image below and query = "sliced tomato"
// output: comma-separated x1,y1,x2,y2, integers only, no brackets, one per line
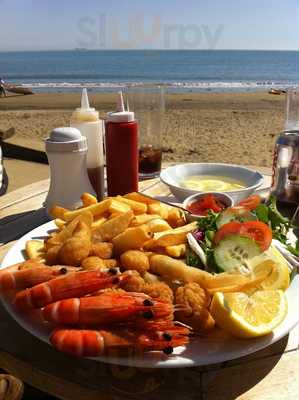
236,195,261,210
239,221,272,251
187,194,224,216
214,220,272,251
214,221,243,245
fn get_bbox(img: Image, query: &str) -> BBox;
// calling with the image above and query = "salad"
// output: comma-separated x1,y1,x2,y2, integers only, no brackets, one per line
186,195,299,274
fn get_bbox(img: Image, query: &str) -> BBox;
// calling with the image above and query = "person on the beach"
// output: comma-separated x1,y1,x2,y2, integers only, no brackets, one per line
0,144,8,195
0,78,6,97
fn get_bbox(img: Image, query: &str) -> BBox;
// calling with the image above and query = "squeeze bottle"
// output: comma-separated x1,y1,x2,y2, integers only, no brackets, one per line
105,91,139,196
44,127,95,212
70,88,105,199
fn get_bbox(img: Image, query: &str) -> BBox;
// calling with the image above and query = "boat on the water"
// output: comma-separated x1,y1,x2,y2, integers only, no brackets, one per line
268,88,286,95
3,84,33,95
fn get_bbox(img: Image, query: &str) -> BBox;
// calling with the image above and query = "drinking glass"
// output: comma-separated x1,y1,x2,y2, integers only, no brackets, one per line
125,85,165,179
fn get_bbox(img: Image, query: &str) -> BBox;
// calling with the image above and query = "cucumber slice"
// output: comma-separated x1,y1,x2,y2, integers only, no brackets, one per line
216,208,257,229
214,235,262,273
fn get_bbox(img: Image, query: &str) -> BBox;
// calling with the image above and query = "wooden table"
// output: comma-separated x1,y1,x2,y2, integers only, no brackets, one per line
0,168,299,400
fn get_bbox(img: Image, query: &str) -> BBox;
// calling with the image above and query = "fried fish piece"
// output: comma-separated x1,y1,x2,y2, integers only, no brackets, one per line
58,221,91,266
120,250,150,274
175,283,215,332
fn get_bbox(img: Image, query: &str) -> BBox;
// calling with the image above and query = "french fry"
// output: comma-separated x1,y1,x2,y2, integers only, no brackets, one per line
116,196,147,215
167,207,186,228
165,244,186,258
25,240,46,261
113,225,153,255
54,218,66,230
145,218,172,233
49,205,69,220
154,222,197,240
94,210,134,241
149,222,196,247
130,214,161,226
47,212,94,251
150,221,197,246
148,203,169,219
109,199,131,214
124,192,159,205
155,232,187,247
67,211,93,229
146,246,167,255
109,212,123,219
142,239,158,250
63,199,112,221
81,192,98,206
91,217,107,231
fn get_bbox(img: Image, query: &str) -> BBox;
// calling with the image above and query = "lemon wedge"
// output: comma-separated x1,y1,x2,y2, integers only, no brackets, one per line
210,290,287,338
249,246,290,291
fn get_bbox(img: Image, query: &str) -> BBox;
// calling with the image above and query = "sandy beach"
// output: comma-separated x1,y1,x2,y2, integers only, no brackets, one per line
0,91,285,192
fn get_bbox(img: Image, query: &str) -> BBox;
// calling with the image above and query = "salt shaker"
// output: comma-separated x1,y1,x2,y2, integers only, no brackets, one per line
44,127,95,212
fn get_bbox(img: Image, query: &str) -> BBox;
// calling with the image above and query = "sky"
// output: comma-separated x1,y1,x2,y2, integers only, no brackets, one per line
0,0,299,51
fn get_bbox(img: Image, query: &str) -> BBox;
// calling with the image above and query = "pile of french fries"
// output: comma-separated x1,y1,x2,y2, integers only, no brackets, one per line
25,192,269,295
26,192,197,268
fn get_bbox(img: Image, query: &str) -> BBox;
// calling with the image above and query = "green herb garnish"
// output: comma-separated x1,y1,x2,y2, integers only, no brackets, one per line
186,245,201,267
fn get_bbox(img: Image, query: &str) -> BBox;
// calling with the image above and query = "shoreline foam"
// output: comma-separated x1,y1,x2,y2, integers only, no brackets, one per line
18,81,294,93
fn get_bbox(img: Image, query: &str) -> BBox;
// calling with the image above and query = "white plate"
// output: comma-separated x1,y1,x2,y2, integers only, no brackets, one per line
1,220,299,368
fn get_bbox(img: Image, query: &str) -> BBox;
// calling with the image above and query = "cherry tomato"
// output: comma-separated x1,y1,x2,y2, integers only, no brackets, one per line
187,194,224,216
239,221,272,251
236,195,261,211
214,221,243,245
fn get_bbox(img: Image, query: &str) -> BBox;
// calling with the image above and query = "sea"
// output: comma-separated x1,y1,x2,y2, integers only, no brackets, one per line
0,50,299,93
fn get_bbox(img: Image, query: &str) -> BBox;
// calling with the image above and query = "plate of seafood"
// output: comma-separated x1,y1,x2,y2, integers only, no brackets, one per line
0,192,298,368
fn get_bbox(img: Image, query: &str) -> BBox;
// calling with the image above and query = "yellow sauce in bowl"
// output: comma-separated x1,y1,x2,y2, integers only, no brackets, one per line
181,175,245,192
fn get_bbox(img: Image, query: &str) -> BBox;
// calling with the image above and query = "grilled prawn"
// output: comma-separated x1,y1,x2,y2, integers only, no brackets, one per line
0,263,76,291
43,291,173,325
15,269,127,311
50,321,190,357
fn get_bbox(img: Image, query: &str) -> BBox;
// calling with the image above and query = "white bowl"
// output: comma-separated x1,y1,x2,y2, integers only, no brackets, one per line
160,163,264,202
182,192,234,222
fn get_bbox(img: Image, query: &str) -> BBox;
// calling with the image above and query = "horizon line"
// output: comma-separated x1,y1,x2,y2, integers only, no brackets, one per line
1,48,299,53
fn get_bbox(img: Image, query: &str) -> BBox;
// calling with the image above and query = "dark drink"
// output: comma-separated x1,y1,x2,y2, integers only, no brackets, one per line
87,166,105,200
139,145,162,177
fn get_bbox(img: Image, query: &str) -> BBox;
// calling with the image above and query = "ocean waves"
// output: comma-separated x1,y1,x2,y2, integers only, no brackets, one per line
20,80,296,92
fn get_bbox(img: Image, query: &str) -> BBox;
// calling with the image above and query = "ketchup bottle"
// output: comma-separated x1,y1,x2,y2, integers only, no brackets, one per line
105,92,139,196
